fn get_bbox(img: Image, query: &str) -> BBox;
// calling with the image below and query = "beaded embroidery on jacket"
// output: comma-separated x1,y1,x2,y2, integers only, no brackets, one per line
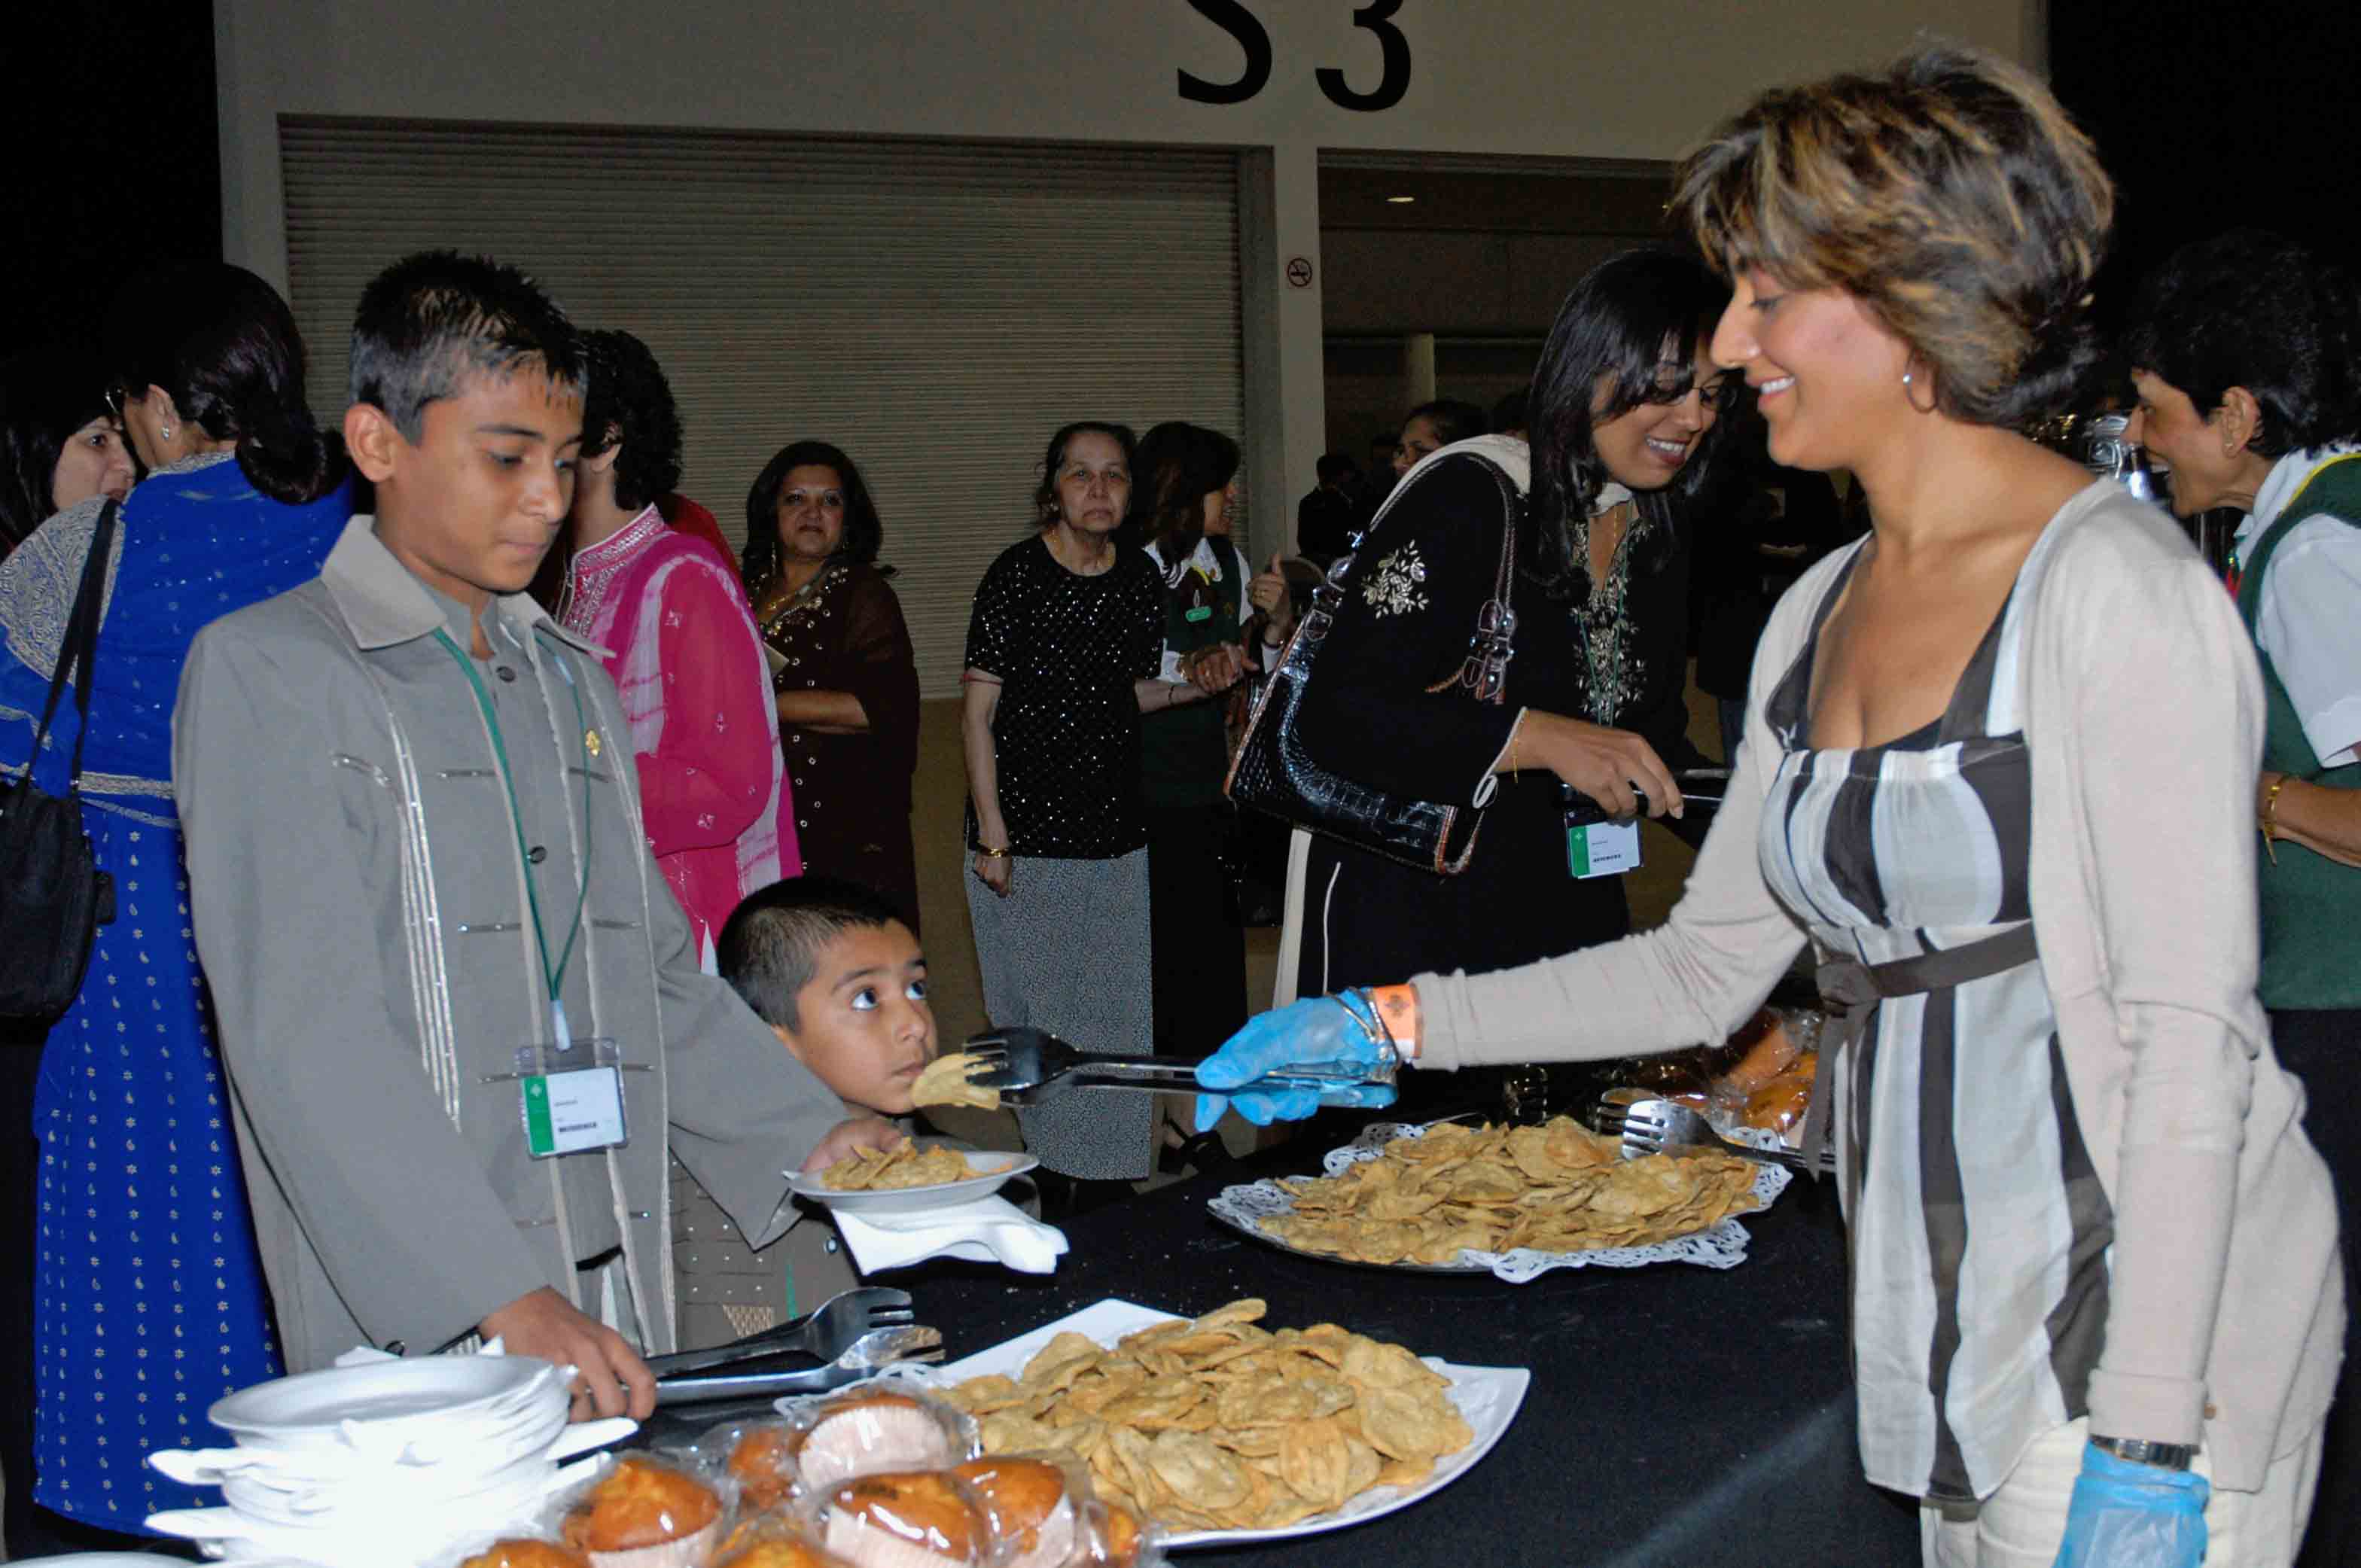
1571,499,1651,724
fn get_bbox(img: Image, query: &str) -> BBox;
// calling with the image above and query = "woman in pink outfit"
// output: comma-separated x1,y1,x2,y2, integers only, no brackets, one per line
560,330,794,961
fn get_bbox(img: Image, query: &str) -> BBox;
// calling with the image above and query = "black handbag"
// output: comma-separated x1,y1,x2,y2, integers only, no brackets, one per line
1224,455,1522,875
0,498,120,1022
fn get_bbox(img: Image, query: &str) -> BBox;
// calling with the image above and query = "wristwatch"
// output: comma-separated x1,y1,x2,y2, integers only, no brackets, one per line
2091,1435,2197,1471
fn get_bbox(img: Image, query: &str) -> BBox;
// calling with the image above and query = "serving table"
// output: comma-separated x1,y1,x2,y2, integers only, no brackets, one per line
638,1115,1919,1566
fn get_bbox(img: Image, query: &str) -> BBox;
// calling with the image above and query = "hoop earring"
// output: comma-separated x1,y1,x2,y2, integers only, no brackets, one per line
1900,367,1937,416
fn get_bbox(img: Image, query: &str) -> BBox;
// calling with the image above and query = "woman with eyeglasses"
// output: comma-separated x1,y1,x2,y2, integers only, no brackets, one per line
0,262,351,1548
1273,248,1738,1029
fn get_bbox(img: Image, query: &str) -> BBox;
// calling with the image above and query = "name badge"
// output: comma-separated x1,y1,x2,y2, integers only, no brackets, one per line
522,1067,628,1158
1184,605,1214,623
1562,786,1642,880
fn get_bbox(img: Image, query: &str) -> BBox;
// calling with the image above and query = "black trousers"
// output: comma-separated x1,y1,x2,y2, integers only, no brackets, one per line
1145,804,1248,1060
2276,1006,2360,1568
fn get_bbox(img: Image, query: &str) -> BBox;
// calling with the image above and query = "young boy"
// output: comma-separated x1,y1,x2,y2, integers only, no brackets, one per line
172,251,892,1418
672,875,937,1350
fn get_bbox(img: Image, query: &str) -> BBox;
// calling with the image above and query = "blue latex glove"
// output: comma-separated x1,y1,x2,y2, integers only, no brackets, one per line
2052,1444,2208,1568
1194,991,1401,1131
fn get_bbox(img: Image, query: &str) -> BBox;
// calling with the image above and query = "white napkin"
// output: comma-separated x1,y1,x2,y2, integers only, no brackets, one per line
832,1195,1068,1274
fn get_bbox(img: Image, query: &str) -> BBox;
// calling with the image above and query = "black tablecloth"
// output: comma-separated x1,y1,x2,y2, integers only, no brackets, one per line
639,1125,1921,1566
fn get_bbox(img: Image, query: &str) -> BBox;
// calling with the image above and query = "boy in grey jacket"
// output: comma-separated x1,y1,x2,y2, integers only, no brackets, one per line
173,252,894,1418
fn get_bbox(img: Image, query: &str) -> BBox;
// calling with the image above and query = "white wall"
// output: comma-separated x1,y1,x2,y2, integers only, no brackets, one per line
217,0,2039,534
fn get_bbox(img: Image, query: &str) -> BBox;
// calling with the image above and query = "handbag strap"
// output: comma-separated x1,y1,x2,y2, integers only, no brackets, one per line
24,498,120,796
1457,457,1522,705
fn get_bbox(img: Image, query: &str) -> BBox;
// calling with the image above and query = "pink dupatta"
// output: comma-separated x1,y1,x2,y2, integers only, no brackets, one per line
564,507,797,961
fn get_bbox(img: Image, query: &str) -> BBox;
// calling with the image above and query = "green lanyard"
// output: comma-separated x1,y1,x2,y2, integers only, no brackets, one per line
432,624,596,1040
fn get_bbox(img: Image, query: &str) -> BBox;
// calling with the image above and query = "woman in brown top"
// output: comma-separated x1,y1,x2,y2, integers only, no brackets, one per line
743,440,924,932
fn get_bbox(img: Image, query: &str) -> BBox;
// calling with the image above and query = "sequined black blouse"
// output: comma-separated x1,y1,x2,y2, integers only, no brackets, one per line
964,534,1163,858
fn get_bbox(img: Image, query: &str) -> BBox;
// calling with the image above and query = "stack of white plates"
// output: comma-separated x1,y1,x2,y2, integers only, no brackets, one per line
145,1354,633,1568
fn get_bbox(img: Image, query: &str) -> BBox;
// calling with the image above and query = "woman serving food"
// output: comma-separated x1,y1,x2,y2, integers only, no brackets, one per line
1199,45,2341,1568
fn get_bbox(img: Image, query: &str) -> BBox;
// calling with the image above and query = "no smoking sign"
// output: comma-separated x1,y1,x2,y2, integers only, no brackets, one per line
1284,257,1315,288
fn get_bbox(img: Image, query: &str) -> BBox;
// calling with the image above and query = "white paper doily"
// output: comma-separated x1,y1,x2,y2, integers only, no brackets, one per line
1206,1120,1792,1283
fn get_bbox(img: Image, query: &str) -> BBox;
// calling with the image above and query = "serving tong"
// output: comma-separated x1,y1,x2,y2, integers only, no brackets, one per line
650,1323,943,1407
964,1025,1394,1107
1591,1093,1833,1176
646,1286,942,1404
644,1286,912,1380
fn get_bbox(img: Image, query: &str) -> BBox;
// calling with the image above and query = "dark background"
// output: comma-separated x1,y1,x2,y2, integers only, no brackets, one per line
6,2,2358,365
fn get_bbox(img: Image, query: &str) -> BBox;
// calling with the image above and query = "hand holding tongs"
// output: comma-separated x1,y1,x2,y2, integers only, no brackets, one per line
964,1025,1394,1107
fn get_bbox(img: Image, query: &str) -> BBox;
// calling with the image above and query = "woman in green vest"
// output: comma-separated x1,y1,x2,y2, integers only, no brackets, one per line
2125,227,2361,1567
1132,422,1293,1064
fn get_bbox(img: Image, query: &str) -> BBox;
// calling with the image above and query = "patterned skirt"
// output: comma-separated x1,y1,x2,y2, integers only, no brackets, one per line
964,848,1155,1180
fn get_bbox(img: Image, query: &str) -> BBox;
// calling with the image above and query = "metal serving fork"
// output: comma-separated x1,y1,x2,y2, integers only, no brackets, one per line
653,1324,943,1407
642,1286,913,1379
1594,1095,1833,1176
962,1025,1394,1107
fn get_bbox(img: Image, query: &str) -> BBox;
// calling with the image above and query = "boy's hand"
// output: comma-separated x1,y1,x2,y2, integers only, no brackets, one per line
480,1285,656,1421
801,1116,906,1174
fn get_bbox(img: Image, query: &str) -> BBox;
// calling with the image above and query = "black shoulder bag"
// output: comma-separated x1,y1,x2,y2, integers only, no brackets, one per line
0,499,121,1022
1224,456,1521,875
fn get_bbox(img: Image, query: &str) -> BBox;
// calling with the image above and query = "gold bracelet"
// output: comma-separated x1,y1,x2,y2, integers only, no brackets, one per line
978,845,1010,860
2261,775,2287,866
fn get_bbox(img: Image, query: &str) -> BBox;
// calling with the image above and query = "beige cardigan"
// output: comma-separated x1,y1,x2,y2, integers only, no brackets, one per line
1412,482,2342,1491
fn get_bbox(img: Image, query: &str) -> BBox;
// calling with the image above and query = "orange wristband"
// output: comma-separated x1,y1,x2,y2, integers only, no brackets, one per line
1367,984,1421,1061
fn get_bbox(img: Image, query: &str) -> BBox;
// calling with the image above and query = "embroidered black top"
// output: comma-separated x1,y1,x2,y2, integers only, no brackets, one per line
1290,452,1706,988
964,534,1164,859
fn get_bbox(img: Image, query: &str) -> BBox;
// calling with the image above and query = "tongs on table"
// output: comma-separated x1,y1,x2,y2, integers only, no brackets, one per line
964,1025,1394,1107
650,1324,943,1407
1592,1093,1835,1177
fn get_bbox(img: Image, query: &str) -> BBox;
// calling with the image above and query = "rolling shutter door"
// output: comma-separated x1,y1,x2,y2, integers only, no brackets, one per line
279,120,1244,695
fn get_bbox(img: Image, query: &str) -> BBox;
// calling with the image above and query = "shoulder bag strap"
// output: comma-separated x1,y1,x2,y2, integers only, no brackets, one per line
1454,457,1522,705
23,498,119,796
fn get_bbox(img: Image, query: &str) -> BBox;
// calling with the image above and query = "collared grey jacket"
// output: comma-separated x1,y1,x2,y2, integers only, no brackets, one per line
173,516,848,1371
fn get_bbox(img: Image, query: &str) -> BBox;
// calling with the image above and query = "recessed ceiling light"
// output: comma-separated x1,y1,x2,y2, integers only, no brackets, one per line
1385,194,1416,204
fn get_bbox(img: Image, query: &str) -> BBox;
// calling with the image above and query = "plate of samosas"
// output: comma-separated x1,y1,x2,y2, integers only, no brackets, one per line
790,1143,1039,1214
1207,1116,1785,1282
898,1296,1527,1547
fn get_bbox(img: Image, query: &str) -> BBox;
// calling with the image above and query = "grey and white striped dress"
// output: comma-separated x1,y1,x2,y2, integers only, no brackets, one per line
1756,528,2113,1504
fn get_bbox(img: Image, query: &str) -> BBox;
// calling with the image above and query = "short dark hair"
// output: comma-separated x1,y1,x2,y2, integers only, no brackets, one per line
1525,248,1741,599
1315,453,1357,486
1672,43,2113,429
1489,388,1530,436
1403,400,1487,449
2122,230,2361,458
350,251,584,442
717,875,911,1033
1033,421,1137,529
1131,421,1240,562
105,261,345,505
742,440,889,595
0,346,111,555
577,330,683,513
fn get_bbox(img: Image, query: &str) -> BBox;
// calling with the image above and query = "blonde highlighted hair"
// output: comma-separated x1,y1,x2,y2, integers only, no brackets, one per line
1671,44,2114,429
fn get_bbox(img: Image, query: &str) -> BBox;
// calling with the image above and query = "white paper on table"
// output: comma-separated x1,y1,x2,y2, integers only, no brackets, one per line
831,1194,1068,1274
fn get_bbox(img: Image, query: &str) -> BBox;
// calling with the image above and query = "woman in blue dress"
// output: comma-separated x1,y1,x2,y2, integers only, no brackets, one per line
0,261,352,1544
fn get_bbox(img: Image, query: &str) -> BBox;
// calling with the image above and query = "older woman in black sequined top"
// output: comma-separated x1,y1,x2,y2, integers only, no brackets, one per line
743,440,923,932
